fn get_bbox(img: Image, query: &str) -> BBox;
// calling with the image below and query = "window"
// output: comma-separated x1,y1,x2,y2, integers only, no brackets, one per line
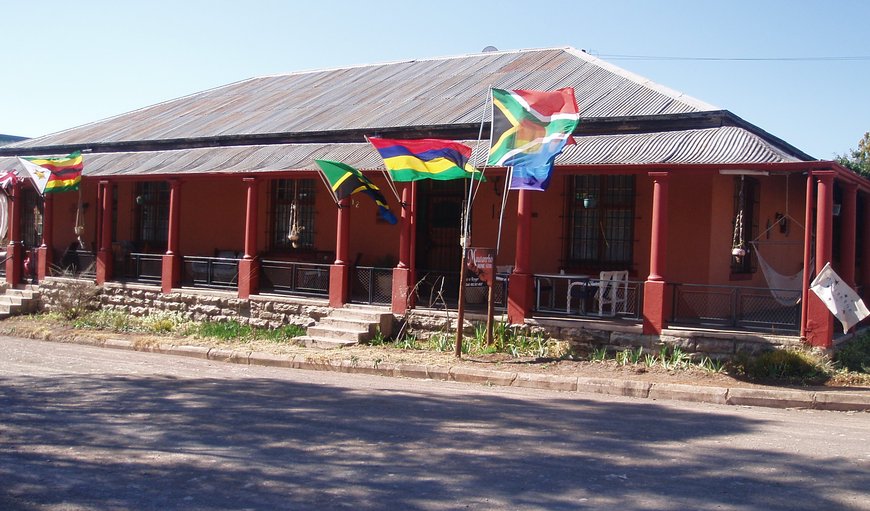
730,176,759,274
569,175,635,267
270,179,316,250
21,188,42,249
135,182,169,250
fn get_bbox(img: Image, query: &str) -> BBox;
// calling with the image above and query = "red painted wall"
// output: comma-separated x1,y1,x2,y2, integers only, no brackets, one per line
48,169,808,293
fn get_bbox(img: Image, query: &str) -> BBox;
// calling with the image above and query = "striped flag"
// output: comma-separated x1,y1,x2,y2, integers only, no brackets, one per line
315,159,397,224
369,137,483,182
0,169,17,190
18,151,83,194
488,88,580,191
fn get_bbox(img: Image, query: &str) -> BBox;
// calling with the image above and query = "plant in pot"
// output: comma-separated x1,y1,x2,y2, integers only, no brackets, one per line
578,193,596,209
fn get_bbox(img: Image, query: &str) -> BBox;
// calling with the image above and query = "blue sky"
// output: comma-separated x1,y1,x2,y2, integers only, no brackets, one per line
3,0,868,160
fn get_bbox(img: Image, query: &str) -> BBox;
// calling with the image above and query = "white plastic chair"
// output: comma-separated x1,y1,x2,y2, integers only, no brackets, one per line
597,270,629,316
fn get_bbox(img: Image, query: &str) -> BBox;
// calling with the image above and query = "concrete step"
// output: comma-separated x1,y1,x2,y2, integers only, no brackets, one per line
295,336,359,349
307,325,369,343
318,316,378,333
331,306,394,335
0,303,21,315
0,295,24,306
7,289,39,300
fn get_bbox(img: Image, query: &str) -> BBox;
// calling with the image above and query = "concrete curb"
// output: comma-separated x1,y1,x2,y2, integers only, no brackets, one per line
43,336,870,413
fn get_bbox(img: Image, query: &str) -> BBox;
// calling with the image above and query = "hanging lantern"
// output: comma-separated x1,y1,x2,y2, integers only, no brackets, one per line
287,201,302,248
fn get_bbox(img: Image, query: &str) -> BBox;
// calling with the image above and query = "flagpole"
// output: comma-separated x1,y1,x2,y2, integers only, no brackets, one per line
496,166,513,254
455,87,494,357
315,168,340,206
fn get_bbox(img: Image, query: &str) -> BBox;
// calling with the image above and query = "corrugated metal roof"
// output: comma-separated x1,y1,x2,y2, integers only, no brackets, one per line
558,126,801,165
9,47,717,149
0,127,800,178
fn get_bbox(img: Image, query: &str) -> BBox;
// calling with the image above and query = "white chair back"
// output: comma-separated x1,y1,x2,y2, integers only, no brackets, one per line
597,270,629,316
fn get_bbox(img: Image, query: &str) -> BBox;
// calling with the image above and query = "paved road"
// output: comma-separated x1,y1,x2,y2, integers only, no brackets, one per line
1,336,868,511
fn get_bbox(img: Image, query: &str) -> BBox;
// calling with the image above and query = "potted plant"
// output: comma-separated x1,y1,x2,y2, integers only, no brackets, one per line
580,194,596,209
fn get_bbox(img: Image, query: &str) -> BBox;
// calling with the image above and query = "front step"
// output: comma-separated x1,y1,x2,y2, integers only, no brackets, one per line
297,305,394,349
0,285,41,317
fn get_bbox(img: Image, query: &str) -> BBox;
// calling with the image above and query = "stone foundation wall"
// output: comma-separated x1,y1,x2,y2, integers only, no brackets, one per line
37,278,802,359
400,308,803,360
38,278,331,329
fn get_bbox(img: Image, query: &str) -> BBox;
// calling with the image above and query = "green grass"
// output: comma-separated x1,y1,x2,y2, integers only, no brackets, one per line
69,311,305,344
835,335,870,373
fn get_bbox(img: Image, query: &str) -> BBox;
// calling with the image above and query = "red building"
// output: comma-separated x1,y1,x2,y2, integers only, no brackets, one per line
1,47,866,350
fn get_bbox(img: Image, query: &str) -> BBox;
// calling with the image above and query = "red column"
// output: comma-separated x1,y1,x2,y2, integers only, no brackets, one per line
36,194,54,282
643,171,670,334
329,197,350,307
507,189,534,324
5,179,22,286
806,171,835,347
238,177,259,298
95,181,113,284
839,182,857,288
392,184,413,314
161,179,182,294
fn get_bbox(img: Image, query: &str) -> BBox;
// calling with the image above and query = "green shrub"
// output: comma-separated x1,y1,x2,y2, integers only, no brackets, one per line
73,310,138,332
52,279,100,320
196,320,254,340
256,324,306,343
141,311,189,334
746,349,832,382
835,336,870,373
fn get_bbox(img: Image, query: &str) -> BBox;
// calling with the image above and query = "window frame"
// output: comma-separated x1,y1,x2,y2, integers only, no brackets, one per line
269,178,317,252
567,174,636,271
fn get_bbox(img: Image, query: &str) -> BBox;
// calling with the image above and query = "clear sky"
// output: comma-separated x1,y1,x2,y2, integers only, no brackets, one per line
3,0,868,160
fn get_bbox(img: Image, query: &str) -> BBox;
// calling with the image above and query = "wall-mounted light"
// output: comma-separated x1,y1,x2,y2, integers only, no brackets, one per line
135,195,144,206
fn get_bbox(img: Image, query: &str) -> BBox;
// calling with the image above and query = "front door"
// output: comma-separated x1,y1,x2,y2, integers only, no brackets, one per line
416,180,465,272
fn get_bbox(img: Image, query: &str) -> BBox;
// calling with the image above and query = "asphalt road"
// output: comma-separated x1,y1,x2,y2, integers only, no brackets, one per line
1,336,868,511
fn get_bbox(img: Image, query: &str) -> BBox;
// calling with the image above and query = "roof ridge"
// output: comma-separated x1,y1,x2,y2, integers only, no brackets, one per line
251,46,575,80
563,47,719,112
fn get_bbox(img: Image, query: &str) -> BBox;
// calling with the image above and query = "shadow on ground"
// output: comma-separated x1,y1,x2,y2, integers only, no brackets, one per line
0,372,866,510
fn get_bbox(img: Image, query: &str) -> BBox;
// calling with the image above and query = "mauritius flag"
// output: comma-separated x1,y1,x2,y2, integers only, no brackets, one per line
488,88,580,191
315,159,397,224
18,150,83,194
368,137,483,182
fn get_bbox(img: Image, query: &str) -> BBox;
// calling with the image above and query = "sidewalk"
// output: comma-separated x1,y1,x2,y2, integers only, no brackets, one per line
9,320,865,413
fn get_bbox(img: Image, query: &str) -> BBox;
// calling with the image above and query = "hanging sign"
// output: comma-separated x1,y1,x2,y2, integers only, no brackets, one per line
465,247,495,287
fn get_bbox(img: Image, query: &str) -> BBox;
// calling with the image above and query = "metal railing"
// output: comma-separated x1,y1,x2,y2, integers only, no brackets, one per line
351,266,393,305
52,249,97,279
413,269,509,311
122,252,163,284
260,259,329,297
533,275,643,321
182,255,240,289
671,283,800,333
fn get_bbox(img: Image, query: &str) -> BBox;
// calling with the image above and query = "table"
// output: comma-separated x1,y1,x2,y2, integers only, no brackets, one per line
534,273,591,313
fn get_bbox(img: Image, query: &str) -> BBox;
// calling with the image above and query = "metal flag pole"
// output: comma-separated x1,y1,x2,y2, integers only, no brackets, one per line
455,87,494,357
496,166,513,254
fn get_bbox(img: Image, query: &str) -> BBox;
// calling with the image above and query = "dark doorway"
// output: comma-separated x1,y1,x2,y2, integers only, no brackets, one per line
416,180,465,272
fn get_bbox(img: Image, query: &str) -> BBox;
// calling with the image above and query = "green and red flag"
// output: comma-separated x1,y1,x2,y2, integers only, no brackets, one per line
17,150,83,194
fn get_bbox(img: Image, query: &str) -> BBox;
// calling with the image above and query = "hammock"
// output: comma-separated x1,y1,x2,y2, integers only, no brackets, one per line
750,241,805,306
0,192,7,242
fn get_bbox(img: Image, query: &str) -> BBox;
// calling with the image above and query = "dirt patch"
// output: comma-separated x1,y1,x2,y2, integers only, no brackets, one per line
1,316,867,392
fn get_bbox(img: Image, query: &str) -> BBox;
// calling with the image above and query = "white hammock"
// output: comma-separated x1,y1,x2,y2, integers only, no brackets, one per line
0,192,7,242
750,241,805,306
